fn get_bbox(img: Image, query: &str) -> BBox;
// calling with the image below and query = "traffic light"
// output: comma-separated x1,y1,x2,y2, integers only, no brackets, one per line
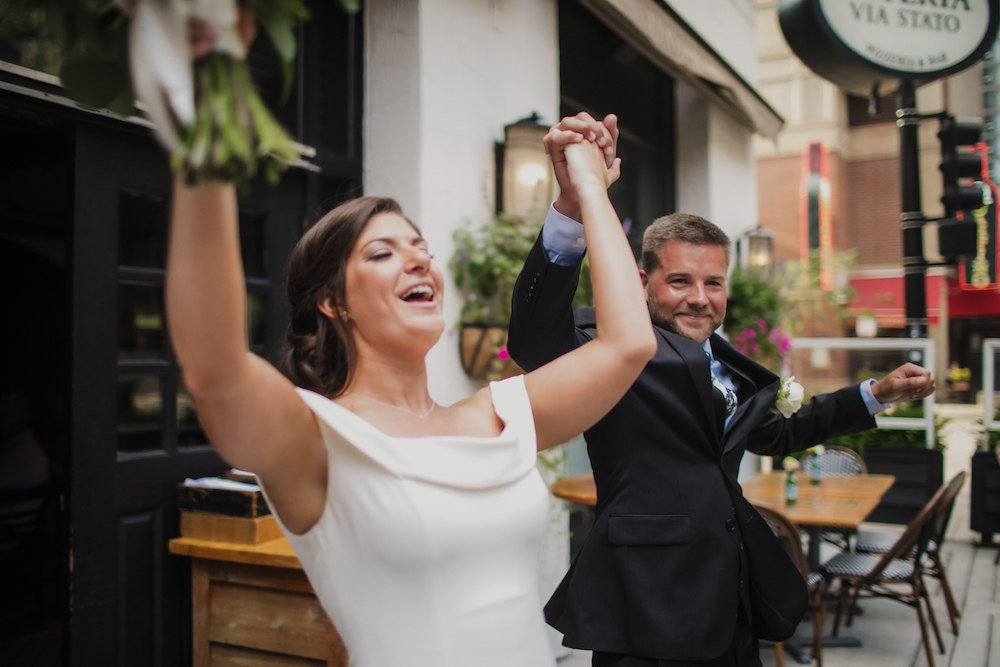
938,115,985,215
936,214,977,260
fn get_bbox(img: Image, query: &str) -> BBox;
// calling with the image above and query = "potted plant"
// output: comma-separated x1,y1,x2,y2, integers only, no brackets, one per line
723,267,790,374
450,213,592,381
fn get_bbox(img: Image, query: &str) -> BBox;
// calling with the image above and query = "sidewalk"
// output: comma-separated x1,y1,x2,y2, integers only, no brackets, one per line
557,403,999,667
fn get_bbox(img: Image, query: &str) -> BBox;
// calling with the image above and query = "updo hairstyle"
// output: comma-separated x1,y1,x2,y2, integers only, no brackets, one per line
280,196,409,397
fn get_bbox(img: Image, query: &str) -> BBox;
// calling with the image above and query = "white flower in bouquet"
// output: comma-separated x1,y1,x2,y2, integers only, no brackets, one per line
0,0,360,188
773,377,804,418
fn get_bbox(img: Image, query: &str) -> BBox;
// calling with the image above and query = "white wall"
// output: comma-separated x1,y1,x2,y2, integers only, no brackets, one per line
675,82,760,240
671,0,759,84
365,0,560,405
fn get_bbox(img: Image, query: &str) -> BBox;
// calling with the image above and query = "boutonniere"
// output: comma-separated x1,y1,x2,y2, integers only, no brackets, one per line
773,377,804,418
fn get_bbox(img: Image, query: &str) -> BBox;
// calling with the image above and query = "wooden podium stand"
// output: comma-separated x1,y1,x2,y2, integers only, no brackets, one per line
169,535,348,666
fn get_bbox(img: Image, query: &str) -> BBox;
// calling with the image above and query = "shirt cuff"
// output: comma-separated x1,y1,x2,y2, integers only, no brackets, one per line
860,379,890,415
541,202,587,266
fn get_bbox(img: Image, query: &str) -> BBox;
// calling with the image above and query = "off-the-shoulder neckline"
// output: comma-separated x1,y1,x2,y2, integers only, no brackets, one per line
300,389,513,443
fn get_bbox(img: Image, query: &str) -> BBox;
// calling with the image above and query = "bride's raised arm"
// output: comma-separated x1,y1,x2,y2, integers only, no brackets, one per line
523,138,656,449
166,181,325,525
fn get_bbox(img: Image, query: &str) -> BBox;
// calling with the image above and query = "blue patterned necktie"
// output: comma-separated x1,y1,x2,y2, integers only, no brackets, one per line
706,350,738,419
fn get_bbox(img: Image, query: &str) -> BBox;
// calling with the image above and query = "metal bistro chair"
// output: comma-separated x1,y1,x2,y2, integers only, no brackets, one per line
854,471,966,634
798,445,867,550
820,480,949,667
799,445,867,478
755,505,825,667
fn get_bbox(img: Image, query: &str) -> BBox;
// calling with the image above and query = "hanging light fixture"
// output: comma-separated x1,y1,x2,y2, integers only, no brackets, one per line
495,112,552,220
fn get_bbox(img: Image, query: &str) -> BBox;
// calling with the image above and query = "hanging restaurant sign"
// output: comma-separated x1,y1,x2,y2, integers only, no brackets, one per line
777,0,1000,95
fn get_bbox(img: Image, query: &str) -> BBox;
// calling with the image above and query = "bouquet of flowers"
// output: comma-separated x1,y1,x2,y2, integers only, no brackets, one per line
0,0,356,187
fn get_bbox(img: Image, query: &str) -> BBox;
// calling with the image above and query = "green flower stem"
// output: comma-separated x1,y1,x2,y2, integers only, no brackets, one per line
176,52,302,187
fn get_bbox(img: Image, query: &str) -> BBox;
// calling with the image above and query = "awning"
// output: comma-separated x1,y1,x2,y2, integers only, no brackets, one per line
947,278,1000,318
579,0,784,140
848,275,943,328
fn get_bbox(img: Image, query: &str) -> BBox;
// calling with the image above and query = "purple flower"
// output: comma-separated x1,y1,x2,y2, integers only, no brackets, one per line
743,328,756,339
779,336,791,355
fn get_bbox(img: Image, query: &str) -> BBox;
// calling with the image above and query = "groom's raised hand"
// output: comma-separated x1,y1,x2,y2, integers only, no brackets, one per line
545,112,620,220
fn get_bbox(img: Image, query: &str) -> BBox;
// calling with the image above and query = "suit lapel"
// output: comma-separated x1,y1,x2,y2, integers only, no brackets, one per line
710,335,781,453
656,327,724,443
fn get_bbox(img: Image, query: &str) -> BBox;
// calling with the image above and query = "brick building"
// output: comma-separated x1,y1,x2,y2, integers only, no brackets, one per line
754,0,999,392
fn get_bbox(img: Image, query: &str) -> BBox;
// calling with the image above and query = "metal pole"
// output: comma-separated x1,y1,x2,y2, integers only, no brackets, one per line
896,80,927,341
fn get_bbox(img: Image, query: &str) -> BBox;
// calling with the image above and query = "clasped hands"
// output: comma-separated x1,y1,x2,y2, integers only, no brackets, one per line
545,112,621,220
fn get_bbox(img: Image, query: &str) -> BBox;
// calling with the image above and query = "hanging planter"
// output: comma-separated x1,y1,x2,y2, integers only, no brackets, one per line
459,322,522,381
450,213,593,383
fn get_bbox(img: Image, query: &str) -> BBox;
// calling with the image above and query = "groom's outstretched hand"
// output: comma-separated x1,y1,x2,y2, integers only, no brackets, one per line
871,363,936,404
546,112,620,221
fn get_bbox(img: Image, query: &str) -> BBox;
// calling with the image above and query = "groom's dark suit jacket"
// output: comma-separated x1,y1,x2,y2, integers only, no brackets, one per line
507,237,876,661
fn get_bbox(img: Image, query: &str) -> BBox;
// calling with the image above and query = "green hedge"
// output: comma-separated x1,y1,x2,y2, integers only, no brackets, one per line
822,401,947,457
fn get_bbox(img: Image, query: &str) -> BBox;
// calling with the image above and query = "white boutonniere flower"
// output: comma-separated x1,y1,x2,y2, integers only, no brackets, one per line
774,377,804,418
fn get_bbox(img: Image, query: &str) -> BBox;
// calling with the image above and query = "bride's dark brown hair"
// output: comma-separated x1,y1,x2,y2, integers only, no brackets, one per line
280,196,414,397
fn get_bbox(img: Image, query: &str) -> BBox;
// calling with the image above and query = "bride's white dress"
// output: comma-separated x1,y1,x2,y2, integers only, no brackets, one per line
260,375,556,666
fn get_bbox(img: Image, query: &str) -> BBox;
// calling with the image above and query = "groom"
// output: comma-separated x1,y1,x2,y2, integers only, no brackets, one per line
508,113,935,665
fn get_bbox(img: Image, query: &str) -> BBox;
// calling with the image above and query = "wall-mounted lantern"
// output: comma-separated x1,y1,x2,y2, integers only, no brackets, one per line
740,227,775,280
495,112,552,219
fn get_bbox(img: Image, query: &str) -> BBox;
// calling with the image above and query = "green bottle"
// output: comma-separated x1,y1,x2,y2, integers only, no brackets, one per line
785,469,798,504
810,457,822,485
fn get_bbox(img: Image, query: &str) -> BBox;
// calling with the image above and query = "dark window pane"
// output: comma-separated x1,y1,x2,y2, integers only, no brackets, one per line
247,31,298,137
239,212,267,278
118,284,165,360
248,291,268,357
177,379,207,448
118,376,163,453
119,189,168,268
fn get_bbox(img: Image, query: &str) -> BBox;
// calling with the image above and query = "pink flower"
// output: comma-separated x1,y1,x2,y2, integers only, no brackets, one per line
497,346,510,361
756,319,768,333
779,336,791,355
743,328,756,339
750,341,759,353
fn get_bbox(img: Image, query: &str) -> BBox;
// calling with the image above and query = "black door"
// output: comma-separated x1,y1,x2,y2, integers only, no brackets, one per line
0,108,73,665
558,0,675,258
69,121,309,665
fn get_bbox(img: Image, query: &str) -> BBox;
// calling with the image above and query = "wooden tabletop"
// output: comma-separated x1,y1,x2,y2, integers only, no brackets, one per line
169,536,302,570
549,471,895,529
550,475,598,506
742,472,895,528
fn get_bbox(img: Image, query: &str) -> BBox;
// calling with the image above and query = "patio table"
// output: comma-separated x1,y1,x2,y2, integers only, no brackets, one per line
550,471,896,571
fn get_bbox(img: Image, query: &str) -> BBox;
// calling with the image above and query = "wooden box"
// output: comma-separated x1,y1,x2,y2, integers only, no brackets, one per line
177,484,271,517
191,559,348,666
180,511,282,545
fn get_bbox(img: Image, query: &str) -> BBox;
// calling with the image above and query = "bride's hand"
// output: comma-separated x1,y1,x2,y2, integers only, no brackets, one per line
189,6,256,60
563,139,614,196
